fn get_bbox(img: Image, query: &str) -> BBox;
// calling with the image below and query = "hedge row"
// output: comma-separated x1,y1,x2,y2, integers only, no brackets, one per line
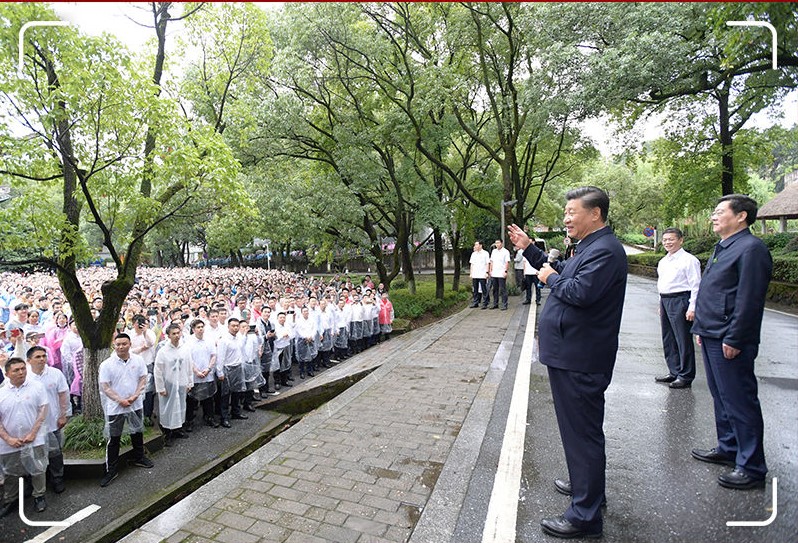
626,253,798,285
390,280,472,320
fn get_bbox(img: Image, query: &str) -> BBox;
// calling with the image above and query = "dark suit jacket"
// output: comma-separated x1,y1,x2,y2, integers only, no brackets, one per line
523,227,627,373
691,228,772,348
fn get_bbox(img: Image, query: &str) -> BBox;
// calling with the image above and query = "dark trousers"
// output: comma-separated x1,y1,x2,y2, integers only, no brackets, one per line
47,429,65,482
186,395,214,423
514,269,525,290
471,278,488,307
659,295,695,381
700,337,767,479
220,390,243,420
490,277,508,308
548,366,611,532
105,411,145,475
524,275,541,303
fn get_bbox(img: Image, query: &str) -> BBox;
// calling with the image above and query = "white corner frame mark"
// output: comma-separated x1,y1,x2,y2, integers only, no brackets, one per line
18,21,71,77
726,21,778,70
726,477,778,527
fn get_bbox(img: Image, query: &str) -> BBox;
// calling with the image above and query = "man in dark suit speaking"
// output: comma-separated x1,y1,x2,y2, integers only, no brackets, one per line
690,194,772,490
508,186,627,539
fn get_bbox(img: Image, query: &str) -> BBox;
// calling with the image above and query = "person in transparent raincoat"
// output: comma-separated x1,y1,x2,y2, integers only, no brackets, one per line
241,323,265,410
99,334,153,487
295,306,318,379
333,297,350,361
154,324,193,446
317,298,335,368
348,294,364,354
186,319,219,427
0,358,49,515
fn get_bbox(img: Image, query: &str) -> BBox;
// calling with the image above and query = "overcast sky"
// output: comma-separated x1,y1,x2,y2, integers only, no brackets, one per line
46,2,798,157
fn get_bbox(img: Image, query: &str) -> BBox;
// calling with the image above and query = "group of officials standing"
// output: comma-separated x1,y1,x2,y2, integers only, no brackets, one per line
506,188,772,539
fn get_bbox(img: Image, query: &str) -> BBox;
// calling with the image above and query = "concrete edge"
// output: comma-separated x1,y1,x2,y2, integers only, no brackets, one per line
408,303,535,543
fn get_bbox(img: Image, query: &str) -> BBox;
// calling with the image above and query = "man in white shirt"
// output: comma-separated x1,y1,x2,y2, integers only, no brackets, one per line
469,241,491,309
98,333,153,487
0,358,49,516
130,314,157,426
488,239,511,310
27,346,69,494
216,318,247,427
656,228,702,389
185,319,219,427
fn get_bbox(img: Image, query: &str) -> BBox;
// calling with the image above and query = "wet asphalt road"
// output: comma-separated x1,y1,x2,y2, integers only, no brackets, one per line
517,274,798,543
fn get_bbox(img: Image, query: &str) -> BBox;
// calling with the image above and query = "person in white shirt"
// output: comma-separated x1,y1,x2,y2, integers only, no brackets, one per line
130,314,157,425
154,324,193,446
469,241,491,309
295,306,319,379
655,228,702,389
317,298,335,368
521,248,542,306
98,333,153,488
488,239,511,310
273,312,293,388
333,297,350,361
0,358,49,516
185,320,219,428
216,318,248,427
27,346,69,495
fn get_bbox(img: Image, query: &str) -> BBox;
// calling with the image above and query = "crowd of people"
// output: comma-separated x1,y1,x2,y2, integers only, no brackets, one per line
0,267,394,509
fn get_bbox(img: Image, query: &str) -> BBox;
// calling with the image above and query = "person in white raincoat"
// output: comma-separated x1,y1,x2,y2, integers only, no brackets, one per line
0,358,49,516
153,324,193,446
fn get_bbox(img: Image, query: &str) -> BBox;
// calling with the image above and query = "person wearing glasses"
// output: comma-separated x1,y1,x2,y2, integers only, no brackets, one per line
690,195,772,491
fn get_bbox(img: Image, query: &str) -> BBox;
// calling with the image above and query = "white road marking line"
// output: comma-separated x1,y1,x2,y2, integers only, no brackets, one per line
481,306,536,543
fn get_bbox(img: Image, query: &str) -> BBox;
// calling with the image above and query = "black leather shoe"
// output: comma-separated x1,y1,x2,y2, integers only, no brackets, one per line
655,374,677,383
691,447,735,466
243,405,256,412
469,303,479,308
554,478,572,496
540,515,602,539
489,305,498,309
553,479,607,506
231,413,248,420
220,419,231,428
669,379,692,389
522,301,531,305
718,468,765,490
480,306,488,310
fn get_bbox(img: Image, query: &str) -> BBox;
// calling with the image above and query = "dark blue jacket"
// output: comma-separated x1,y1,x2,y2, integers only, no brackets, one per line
523,227,627,373
691,228,772,348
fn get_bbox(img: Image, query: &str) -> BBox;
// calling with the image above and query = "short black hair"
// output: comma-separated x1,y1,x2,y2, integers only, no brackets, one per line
566,186,610,222
662,227,683,239
718,194,758,225
115,333,131,342
26,345,46,359
5,357,26,373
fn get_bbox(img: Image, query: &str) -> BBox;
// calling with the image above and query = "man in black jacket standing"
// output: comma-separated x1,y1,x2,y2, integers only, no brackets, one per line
509,186,627,539
690,194,772,490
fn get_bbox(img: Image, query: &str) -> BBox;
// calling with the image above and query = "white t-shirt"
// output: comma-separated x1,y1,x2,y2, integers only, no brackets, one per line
469,249,490,279
188,337,217,384
29,365,69,432
99,353,148,416
489,247,511,278
0,376,48,454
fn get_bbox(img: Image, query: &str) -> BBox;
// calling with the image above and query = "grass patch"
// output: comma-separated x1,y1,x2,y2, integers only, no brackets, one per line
390,275,472,326
63,414,158,458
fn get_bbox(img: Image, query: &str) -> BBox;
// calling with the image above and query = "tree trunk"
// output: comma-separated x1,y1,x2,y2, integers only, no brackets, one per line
717,84,734,195
433,227,444,300
451,229,462,292
81,346,112,420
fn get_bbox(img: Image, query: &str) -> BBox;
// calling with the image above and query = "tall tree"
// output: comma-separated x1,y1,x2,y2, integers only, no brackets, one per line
0,3,246,418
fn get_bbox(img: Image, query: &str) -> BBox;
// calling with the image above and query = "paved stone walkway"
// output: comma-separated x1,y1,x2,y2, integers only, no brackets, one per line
122,305,518,543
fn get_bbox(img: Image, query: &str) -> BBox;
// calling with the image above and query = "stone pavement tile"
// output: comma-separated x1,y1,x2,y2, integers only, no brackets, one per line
197,507,224,521
373,509,413,527
322,509,348,525
284,532,330,543
238,478,276,495
270,483,306,502
215,510,256,532
304,505,329,522
336,499,379,519
324,485,363,503
177,536,215,543
360,494,400,513
242,504,282,523
213,527,259,543
311,464,346,478
274,511,322,534
280,450,310,462
262,464,294,476
291,479,325,494
248,519,291,541
382,524,413,542
343,515,388,537
184,518,224,538
387,488,428,505
314,522,361,543
272,497,311,516
288,468,324,483
300,491,340,510
320,475,356,490
165,530,190,543
280,457,311,471
261,472,298,488
357,534,398,543
351,482,390,498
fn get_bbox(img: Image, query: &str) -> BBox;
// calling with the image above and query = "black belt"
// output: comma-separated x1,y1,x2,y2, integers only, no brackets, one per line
660,291,690,299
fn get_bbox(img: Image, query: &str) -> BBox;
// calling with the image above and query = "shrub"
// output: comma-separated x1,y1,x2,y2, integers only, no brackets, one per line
683,236,717,255
63,415,133,452
760,233,797,252
626,253,663,267
772,255,798,284
618,233,651,246
781,235,798,255
390,279,471,321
